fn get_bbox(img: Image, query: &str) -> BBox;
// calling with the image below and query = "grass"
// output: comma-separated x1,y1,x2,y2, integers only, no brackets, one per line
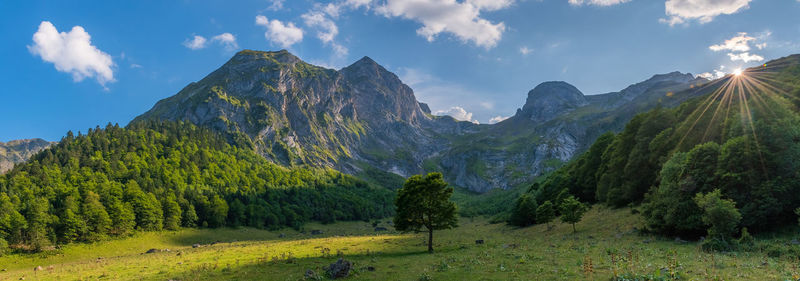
2,206,800,280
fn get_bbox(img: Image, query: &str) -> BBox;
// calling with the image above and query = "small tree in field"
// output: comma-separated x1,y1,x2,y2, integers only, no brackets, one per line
394,172,458,253
536,200,556,229
559,196,588,233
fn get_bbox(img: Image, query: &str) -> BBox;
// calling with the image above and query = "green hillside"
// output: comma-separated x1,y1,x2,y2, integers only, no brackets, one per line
0,121,392,251
520,55,800,239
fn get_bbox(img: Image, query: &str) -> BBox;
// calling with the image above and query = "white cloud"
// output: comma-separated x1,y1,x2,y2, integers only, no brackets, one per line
256,15,304,48
183,35,208,50
302,11,339,44
130,63,142,69
698,65,727,80
434,106,479,124
519,46,532,55
399,67,509,124
375,0,512,49
568,0,630,6
727,52,763,62
184,33,238,51
488,115,509,124
211,33,239,51
662,0,751,26
302,9,349,56
709,32,755,52
268,0,285,11
709,32,766,63
28,21,115,86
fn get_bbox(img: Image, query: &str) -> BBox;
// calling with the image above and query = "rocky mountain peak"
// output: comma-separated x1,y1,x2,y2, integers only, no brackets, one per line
517,81,587,122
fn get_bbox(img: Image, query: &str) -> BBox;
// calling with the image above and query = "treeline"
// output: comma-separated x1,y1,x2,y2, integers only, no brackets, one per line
0,121,393,251
512,61,800,240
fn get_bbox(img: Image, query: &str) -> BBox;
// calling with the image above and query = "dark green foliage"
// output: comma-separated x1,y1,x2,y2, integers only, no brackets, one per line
0,121,393,249
559,196,588,233
394,172,458,253
694,189,741,240
508,194,537,227
522,62,800,238
535,200,556,227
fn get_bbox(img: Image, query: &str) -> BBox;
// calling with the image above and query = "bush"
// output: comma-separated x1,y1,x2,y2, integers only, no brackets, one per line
737,227,755,250
0,238,8,256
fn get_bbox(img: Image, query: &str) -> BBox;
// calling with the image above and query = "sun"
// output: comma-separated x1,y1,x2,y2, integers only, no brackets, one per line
733,68,743,76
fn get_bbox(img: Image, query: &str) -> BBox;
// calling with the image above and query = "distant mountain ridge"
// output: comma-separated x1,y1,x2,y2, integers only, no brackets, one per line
0,138,54,173
134,49,710,192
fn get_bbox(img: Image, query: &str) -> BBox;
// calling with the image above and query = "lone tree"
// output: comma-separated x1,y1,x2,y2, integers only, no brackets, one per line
536,200,556,229
559,196,588,233
394,172,458,253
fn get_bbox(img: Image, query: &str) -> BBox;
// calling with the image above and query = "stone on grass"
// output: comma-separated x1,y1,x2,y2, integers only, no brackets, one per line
325,258,352,279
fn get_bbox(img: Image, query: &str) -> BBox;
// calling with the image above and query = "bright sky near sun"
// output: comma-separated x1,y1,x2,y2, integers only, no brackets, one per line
1,0,800,141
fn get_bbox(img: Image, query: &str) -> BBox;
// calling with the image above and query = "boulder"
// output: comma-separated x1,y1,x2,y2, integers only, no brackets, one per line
311,230,323,235
145,248,160,254
325,258,353,279
192,244,200,248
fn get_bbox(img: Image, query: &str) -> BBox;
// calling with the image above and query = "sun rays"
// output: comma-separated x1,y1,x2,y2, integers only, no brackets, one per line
672,60,800,174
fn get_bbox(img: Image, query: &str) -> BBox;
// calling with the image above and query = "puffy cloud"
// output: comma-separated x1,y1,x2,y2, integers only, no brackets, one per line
519,46,532,55
375,0,512,49
727,52,763,62
184,33,238,51
434,106,479,124
28,21,115,86
488,115,509,124
709,32,755,52
662,0,751,26
698,65,727,80
256,15,304,48
709,32,765,63
568,0,630,6
183,35,208,50
211,33,238,51
302,11,339,44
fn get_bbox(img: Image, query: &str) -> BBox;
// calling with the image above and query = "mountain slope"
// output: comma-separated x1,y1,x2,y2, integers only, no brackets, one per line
135,49,707,192
523,54,800,236
0,138,54,173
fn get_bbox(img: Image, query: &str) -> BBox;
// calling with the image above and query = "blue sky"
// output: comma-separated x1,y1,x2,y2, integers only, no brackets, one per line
1,0,799,141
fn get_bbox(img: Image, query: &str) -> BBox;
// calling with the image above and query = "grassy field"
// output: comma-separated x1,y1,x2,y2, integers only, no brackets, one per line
2,206,800,281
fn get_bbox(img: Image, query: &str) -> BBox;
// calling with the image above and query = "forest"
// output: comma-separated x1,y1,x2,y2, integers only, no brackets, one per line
0,121,393,251
512,57,800,245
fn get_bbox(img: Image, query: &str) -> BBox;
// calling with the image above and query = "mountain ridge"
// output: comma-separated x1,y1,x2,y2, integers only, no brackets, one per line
129,49,711,192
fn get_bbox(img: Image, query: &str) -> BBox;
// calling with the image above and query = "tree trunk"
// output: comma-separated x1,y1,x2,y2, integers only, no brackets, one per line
428,228,434,253
572,223,576,233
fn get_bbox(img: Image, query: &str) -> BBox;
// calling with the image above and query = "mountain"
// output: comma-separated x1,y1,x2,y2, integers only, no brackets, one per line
0,138,54,173
434,72,707,192
135,49,707,192
518,54,800,237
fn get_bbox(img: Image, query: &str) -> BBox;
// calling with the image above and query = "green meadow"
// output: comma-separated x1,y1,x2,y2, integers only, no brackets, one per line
3,206,800,281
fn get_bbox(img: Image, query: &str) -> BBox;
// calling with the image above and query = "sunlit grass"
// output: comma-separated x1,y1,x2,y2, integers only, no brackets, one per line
2,207,800,280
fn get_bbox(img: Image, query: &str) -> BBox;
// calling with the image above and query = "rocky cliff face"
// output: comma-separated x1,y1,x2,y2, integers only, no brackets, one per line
134,50,472,181
0,138,54,173
134,49,707,192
